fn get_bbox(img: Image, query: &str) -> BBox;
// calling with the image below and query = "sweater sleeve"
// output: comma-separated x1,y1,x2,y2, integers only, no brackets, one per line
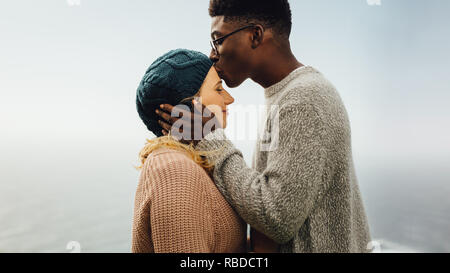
195,103,328,244
148,154,214,253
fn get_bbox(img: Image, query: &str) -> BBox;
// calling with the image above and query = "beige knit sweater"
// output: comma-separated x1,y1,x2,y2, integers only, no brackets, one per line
131,147,247,253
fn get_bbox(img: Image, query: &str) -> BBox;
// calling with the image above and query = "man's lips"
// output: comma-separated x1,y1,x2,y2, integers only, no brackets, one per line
215,66,225,78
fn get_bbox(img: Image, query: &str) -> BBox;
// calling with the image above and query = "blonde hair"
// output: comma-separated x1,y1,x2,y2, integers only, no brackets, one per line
135,133,223,175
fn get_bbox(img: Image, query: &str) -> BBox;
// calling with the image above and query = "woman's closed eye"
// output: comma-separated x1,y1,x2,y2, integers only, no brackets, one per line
215,80,224,92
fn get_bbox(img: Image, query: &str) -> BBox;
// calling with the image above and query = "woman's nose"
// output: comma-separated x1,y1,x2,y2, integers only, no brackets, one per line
225,93,235,105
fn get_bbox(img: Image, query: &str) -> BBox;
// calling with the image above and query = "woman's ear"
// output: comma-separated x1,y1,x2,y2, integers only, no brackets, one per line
192,98,202,113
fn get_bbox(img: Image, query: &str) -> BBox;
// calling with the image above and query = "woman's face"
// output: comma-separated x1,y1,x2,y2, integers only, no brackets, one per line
197,66,235,128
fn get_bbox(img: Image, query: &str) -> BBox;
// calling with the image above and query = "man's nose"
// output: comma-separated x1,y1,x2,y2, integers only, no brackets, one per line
209,49,219,63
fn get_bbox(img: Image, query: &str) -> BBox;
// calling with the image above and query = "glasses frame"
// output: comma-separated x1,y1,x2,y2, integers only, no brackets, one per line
210,25,258,56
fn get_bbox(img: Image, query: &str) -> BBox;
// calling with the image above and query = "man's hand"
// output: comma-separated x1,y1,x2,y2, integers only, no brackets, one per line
155,100,222,146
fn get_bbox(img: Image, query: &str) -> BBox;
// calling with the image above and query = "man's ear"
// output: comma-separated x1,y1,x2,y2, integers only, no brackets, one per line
250,25,265,49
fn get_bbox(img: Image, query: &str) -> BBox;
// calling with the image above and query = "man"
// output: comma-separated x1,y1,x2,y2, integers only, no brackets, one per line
157,0,371,253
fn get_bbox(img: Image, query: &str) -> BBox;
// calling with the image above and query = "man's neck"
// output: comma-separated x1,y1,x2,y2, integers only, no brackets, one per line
251,48,303,89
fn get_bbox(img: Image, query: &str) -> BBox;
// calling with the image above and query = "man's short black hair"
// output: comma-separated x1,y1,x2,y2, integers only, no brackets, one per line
209,0,292,40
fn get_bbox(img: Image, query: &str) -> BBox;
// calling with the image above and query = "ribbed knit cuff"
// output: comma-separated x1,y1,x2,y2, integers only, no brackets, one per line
205,128,227,141
197,128,227,149
196,128,232,163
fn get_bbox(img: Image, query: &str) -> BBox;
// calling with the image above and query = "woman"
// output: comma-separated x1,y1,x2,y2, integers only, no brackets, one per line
132,49,246,253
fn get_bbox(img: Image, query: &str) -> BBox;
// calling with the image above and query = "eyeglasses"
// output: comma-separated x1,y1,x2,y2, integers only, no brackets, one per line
210,25,257,56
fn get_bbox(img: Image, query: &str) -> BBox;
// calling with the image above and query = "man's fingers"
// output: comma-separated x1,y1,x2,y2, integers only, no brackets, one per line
156,109,177,124
159,104,193,121
160,103,189,119
159,104,174,113
158,120,172,132
158,101,219,143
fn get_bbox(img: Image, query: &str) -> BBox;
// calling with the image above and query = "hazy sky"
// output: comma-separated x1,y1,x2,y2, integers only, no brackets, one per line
1,0,449,252
1,0,449,165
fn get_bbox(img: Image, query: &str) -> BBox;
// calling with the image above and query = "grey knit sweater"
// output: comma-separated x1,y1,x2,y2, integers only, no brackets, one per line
196,66,371,253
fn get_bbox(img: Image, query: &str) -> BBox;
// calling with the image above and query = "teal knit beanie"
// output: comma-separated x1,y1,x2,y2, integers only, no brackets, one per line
136,49,213,137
